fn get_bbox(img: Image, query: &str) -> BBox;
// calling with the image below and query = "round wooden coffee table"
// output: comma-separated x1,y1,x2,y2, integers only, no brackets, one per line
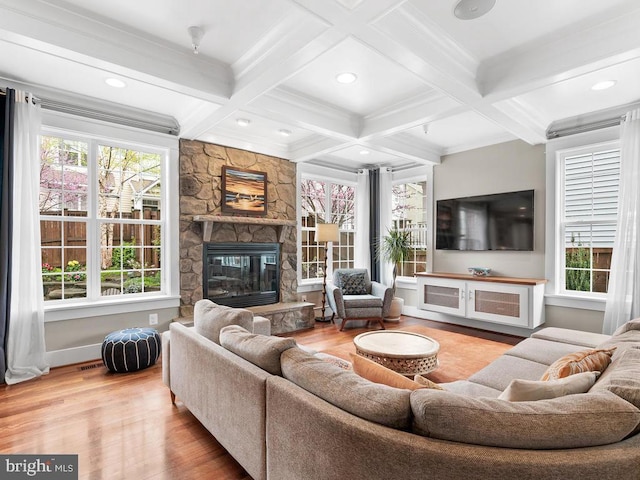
353,330,440,376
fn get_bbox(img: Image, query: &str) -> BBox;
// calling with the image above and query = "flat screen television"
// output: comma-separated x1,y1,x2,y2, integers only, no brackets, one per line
436,190,534,251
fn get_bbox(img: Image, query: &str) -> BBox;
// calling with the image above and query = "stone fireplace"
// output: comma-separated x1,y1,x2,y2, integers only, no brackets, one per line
179,140,313,333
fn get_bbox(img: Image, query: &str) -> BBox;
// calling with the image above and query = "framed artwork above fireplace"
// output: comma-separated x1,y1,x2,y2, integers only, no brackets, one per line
221,165,267,216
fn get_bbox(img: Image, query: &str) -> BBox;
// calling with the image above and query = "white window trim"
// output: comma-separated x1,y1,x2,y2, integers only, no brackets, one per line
544,127,619,311
391,166,433,282
297,164,358,286
41,110,180,321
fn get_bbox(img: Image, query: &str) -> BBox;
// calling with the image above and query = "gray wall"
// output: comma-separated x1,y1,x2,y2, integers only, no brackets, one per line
433,139,546,278
45,308,177,352
399,139,605,334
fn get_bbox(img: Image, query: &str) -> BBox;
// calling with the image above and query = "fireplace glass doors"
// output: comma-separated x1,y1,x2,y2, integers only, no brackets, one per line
203,242,280,308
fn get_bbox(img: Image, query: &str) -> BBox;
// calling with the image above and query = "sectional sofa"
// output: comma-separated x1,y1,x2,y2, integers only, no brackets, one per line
162,301,640,480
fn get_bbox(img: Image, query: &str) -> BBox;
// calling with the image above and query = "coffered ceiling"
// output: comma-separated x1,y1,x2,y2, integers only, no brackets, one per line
1,0,639,170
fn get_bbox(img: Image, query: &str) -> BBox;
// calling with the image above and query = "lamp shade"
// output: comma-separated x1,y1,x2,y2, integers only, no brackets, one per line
317,223,340,243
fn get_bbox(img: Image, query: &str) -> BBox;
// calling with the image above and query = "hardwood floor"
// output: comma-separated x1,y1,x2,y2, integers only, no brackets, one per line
0,316,522,480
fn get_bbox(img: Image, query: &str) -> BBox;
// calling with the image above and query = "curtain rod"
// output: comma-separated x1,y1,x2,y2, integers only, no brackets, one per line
1,86,178,135
546,116,625,139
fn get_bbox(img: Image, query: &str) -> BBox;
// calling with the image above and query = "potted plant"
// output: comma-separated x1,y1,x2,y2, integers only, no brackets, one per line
378,228,411,321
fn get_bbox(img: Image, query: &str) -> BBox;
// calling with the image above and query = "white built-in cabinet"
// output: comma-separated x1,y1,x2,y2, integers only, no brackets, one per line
416,273,546,329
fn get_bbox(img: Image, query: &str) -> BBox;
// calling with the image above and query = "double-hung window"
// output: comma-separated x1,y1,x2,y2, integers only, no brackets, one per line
391,180,428,277
558,141,620,295
300,178,356,282
40,132,166,303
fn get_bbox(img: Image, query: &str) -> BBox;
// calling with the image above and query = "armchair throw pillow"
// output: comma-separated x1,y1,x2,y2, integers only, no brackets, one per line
337,272,368,295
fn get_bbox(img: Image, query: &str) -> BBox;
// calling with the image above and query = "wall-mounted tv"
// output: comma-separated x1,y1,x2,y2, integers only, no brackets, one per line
436,190,534,251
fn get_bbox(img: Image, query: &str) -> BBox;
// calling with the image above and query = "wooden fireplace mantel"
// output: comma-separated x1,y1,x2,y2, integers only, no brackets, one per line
193,215,297,243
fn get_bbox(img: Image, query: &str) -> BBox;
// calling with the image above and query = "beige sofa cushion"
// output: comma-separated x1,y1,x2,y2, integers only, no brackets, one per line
597,330,640,360
194,299,253,344
411,389,640,449
540,347,616,380
590,347,640,409
281,347,412,430
613,317,640,336
219,325,296,376
350,353,443,391
498,371,599,402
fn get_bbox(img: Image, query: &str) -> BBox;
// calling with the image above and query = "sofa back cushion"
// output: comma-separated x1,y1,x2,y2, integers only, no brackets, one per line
597,329,640,360
281,347,412,430
219,325,297,376
613,317,640,336
410,389,640,449
194,299,253,344
590,347,640,409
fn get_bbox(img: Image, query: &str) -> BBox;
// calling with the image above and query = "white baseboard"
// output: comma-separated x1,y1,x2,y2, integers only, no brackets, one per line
46,343,102,368
402,306,536,338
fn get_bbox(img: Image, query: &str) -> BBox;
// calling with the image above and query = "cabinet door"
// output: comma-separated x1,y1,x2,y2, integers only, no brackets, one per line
419,278,466,316
467,282,529,326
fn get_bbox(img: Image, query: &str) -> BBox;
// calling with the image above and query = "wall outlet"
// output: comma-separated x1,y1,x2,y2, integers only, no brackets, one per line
149,313,159,325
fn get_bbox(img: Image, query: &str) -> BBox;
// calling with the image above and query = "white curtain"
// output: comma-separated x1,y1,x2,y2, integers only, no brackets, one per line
603,108,640,335
355,169,370,269
379,167,394,288
5,91,49,384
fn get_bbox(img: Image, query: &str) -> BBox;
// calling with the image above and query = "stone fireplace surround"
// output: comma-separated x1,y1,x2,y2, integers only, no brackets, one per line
179,140,314,333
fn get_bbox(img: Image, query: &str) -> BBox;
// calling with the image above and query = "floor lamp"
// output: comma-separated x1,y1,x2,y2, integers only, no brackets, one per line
316,223,340,321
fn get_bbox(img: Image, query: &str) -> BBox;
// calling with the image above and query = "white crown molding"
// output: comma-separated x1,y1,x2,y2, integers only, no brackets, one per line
441,132,518,156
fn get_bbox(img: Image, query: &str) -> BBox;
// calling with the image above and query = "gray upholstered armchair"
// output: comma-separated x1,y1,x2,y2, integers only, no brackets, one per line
326,268,393,331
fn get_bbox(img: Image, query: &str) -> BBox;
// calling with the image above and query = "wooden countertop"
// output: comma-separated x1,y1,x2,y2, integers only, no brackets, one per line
415,272,547,286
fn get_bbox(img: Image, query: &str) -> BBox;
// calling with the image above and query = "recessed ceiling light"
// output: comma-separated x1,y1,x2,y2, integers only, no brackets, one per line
105,78,126,88
336,72,358,84
591,80,617,91
279,129,292,137
236,118,251,127
359,149,370,155
453,0,496,20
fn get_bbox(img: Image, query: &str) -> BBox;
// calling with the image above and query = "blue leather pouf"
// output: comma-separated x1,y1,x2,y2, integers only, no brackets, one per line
101,327,161,373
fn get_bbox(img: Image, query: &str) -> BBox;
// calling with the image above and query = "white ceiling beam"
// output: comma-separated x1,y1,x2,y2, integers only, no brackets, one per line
479,8,640,100
181,27,348,139
249,87,359,140
288,136,353,162
0,0,231,102
367,134,441,165
361,92,462,139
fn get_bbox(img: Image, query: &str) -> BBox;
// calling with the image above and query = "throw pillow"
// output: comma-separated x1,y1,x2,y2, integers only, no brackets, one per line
540,347,616,381
350,353,443,391
338,272,368,295
498,371,599,402
194,299,254,344
413,374,446,390
219,325,296,376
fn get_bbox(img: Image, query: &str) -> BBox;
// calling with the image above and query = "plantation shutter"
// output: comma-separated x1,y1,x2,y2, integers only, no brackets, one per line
564,148,620,248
